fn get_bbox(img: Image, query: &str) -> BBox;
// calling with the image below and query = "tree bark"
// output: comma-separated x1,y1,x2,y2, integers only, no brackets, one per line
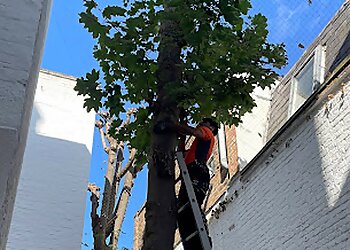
100,141,117,235
88,184,109,250
108,110,135,225
109,144,124,228
90,109,139,249
112,165,135,249
143,4,182,249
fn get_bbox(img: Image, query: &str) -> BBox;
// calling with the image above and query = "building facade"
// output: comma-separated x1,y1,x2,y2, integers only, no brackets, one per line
6,70,95,250
0,1,52,247
209,1,350,249
134,1,350,249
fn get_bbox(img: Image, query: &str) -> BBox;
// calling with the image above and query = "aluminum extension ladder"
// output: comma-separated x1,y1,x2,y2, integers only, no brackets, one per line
175,152,212,250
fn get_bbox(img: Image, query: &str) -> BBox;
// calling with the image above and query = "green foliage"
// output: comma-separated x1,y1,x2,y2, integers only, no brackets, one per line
75,0,287,156
74,69,103,112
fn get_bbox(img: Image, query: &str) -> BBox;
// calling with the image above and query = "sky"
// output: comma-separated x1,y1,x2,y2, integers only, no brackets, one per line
40,0,344,249
41,1,148,249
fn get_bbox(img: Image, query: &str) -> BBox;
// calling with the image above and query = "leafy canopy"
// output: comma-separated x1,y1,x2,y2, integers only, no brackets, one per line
75,0,287,159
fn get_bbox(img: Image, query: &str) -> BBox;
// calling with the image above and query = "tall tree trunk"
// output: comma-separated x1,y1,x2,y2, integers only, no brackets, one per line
101,141,117,237
112,167,135,249
143,4,182,249
88,184,108,250
109,144,124,223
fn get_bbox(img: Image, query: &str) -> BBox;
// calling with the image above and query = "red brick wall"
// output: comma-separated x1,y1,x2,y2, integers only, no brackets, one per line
204,125,238,211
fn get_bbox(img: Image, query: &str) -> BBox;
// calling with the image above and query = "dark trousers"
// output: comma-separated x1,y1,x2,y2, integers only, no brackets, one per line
177,162,211,250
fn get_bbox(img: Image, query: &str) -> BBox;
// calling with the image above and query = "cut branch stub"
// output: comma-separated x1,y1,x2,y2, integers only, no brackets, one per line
88,183,101,199
95,120,104,129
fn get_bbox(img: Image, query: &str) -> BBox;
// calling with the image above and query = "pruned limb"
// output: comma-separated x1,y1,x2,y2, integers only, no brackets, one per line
109,146,135,224
108,144,124,227
88,183,100,223
107,154,145,245
118,148,137,179
89,109,139,249
115,108,137,134
111,167,135,250
134,162,145,175
95,121,109,154
100,140,118,238
88,184,108,250
105,148,137,239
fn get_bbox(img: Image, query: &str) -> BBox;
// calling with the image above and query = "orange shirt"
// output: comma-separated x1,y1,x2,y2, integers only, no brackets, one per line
184,126,215,165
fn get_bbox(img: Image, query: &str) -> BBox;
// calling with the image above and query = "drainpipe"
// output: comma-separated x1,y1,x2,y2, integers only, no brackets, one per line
218,123,228,169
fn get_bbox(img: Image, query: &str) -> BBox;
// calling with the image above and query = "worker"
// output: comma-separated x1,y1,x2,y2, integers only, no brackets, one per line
175,117,218,250
153,117,218,249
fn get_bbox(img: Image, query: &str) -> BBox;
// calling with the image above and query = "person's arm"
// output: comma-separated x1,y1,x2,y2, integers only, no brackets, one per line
175,123,207,140
153,120,208,140
177,134,187,153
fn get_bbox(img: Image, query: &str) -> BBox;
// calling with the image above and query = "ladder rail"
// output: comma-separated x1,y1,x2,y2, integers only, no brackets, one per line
176,152,212,250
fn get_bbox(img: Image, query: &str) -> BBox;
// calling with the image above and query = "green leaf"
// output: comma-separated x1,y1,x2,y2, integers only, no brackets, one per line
79,12,109,39
76,0,287,155
83,0,97,12
103,6,126,18
238,0,252,15
74,69,102,112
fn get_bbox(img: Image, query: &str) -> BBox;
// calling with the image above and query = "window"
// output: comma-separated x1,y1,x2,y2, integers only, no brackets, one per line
217,123,228,170
289,45,325,116
294,57,315,110
207,156,216,178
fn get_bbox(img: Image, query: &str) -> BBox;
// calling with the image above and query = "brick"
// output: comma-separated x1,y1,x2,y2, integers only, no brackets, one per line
208,76,350,249
0,1,52,248
6,70,95,250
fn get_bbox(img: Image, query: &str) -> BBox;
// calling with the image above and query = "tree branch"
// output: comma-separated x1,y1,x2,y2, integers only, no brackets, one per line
108,143,124,225
118,148,137,179
101,129,109,153
88,184,107,250
115,108,137,134
111,166,135,250
134,162,145,175
92,109,138,248
105,148,137,239
88,183,100,226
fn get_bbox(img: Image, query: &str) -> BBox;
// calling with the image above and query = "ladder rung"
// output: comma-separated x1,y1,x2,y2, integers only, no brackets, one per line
177,202,189,213
175,176,181,184
184,231,199,242
176,152,212,250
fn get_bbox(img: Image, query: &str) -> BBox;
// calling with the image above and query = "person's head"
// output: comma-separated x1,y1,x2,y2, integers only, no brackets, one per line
200,117,219,136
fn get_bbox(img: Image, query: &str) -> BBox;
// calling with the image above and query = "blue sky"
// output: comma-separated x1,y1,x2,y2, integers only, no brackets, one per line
41,0,344,249
42,1,148,249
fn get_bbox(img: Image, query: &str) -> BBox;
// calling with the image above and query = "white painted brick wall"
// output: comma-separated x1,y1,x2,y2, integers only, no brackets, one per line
0,0,49,128
236,87,272,169
209,80,350,250
0,1,52,248
6,70,95,250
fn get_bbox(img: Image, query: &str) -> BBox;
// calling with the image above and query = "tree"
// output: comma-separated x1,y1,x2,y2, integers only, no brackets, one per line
88,109,144,250
75,0,287,249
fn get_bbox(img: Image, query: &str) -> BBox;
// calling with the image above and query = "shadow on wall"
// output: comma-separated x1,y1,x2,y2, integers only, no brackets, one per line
299,78,350,247
209,15,350,248
6,105,92,250
210,60,350,249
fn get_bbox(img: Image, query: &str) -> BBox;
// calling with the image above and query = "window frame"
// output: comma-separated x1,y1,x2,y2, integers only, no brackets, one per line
207,156,216,178
288,45,326,117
